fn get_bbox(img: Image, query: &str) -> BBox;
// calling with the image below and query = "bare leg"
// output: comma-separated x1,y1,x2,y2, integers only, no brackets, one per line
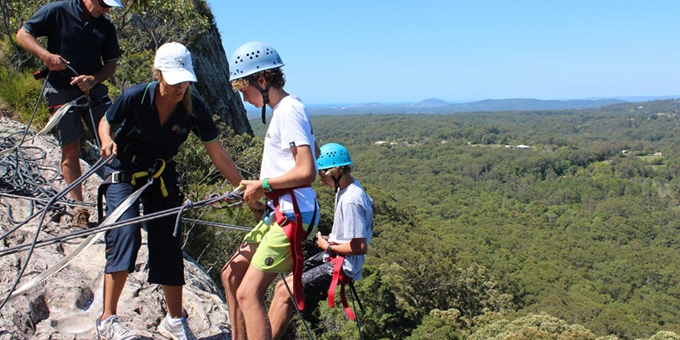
220,243,257,340
269,274,295,340
237,266,279,340
100,271,128,321
61,141,83,201
162,285,183,318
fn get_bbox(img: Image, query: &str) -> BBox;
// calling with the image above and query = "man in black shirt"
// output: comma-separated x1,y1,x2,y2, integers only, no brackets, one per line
16,0,123,227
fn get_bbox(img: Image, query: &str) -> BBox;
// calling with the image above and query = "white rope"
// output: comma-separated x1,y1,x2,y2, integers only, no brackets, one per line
3,178,154,301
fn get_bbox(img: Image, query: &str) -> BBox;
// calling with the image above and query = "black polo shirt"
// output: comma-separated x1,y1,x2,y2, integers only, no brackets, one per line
22,0,120,88
105,82,220,161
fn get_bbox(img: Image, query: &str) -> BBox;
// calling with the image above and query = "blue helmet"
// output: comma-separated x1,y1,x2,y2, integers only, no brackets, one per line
229,41,284,82
317,143,352,170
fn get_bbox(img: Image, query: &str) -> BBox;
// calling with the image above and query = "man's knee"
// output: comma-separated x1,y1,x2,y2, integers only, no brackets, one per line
61,142,80,160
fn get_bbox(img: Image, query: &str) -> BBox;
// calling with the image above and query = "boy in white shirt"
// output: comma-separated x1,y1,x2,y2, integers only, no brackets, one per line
220,41,319,340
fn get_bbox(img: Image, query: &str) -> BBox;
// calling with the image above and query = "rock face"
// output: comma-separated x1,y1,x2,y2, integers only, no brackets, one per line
0,117,232,339
189,0,253,137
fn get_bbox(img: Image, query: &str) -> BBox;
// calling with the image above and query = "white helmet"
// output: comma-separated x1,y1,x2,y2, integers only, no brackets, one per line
229,41,284,81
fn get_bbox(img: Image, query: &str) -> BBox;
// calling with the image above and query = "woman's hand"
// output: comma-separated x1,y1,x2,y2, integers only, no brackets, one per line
100,139,117,159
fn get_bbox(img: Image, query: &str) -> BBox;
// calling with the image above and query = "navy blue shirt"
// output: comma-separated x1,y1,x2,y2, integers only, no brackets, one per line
23,0,120,88
105,82,220,161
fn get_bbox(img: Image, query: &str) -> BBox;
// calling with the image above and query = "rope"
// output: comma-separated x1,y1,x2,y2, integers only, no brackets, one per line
349,283,365,340
0,156,109,310
280,273,315,340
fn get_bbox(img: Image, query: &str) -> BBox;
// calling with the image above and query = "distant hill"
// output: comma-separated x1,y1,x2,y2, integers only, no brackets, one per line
413,98,450,107
450,98,625,111
245,97,640,118
269,98,628,116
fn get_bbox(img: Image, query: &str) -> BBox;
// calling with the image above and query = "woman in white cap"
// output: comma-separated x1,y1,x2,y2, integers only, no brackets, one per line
95,42,247,340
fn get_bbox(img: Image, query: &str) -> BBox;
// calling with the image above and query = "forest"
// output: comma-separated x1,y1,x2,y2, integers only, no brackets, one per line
263,101,680,339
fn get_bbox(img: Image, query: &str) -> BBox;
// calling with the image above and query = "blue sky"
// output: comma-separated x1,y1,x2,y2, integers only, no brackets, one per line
207,0,680,105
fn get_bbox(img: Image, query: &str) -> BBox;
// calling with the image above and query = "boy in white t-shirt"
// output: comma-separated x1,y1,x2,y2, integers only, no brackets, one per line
220,41,320,340
269,143,375,339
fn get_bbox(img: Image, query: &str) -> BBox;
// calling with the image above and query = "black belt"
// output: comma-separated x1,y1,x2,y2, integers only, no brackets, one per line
119,153,170,169
90,96,111,109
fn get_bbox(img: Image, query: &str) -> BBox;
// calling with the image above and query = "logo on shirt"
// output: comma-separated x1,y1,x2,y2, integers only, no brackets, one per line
172,125,189,134
92,29,105,40
264,257,274,266
289,142,296,147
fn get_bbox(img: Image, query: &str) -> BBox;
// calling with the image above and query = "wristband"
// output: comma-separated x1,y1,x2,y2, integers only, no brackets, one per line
262,177,273,193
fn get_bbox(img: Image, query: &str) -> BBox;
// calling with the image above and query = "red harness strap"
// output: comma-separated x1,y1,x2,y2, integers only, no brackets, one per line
265,186,310,311
48,104,64,114
327,254,356,321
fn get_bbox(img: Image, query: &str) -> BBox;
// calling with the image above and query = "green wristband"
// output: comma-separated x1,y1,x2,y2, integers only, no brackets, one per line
262,177,273,193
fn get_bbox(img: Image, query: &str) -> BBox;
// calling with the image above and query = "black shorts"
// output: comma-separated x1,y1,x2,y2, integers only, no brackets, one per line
44,83,109,146
302,252,334,294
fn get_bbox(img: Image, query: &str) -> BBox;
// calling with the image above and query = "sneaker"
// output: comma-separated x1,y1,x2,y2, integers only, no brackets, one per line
95,316,140,340
158,316,197,340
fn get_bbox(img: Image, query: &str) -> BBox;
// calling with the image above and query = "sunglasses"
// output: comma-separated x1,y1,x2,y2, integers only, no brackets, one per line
98,0,112,8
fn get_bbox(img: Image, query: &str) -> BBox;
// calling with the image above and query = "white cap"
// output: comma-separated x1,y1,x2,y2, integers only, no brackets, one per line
153,42,197,85
101,0,124,7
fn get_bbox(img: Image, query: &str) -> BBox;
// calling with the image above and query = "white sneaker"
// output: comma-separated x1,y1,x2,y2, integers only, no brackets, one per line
95,316,140,340
158,316,197,340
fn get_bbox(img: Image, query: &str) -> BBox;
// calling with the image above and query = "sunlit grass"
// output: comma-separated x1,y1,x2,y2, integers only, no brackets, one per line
0,66,49,128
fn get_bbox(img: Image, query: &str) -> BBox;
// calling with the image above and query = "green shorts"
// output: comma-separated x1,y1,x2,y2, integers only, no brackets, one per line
244,212,319,273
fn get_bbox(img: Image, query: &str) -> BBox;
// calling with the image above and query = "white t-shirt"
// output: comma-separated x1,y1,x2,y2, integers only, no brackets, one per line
260,95,317,213
326,180,374,280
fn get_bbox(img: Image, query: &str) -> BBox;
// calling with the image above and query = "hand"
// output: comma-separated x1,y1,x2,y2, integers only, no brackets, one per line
247,201,266,221
316,232,329,250
43,53,68,71
70,75,96,92
240,179,264,203
100,139,117,159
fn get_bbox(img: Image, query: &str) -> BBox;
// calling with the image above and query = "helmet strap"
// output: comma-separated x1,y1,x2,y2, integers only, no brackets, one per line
247,75,272,124
331,174,343,193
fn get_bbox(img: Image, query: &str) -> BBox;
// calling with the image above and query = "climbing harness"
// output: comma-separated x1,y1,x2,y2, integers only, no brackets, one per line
265,186,317,311
96,158,169,223
327,254,355,320
325,253,366,339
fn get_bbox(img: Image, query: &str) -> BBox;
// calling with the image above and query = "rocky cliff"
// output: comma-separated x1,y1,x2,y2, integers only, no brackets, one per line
0,117,232,339
188,0,253,137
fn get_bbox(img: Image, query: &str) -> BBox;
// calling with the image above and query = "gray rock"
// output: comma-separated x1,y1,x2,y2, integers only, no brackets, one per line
0,117,231,339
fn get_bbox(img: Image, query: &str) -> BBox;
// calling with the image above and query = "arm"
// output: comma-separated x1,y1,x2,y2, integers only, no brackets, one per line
70,60,117,93
204,140,265,219
241,144,317,202
316,233,367,255
203,140,243,188
15,27,67,71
